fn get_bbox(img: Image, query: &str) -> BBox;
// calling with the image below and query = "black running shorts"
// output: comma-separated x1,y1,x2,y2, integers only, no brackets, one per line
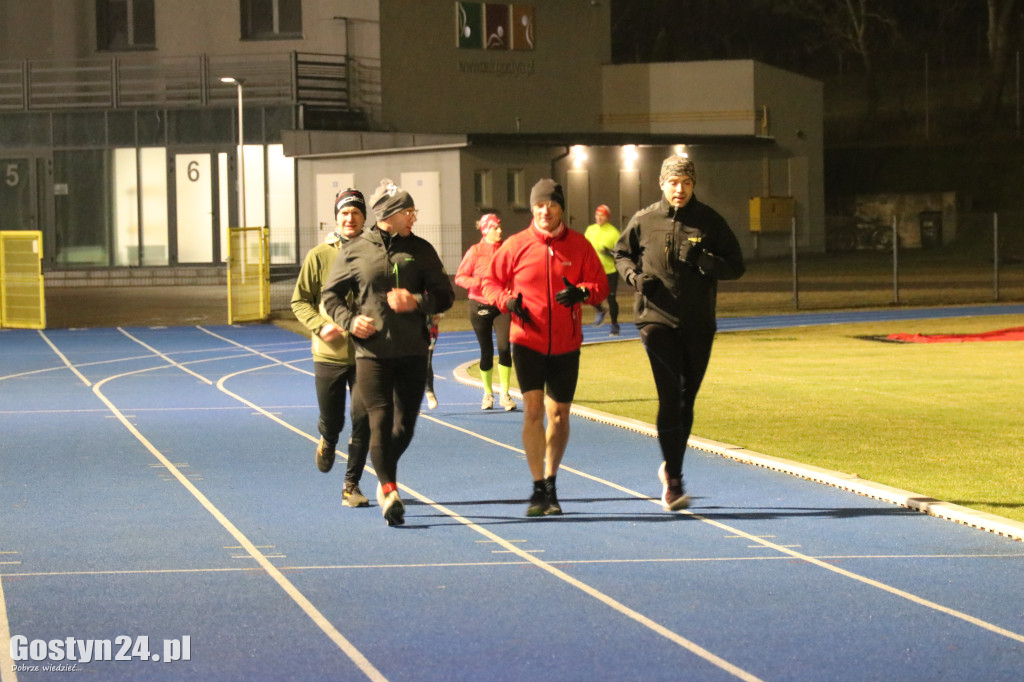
511,344,580,404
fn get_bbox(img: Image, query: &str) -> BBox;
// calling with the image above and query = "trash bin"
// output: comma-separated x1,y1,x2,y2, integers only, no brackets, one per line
919,211,942,249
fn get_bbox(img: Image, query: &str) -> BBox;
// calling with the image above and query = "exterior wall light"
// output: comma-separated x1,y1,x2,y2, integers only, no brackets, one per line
571,145,588,168
622,144,639,170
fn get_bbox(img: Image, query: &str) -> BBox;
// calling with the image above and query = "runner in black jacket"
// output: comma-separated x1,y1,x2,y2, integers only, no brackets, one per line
614,156,745,511
322,178,454,526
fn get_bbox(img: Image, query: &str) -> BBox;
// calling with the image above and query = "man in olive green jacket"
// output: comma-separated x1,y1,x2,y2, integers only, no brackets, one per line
290,188,371,508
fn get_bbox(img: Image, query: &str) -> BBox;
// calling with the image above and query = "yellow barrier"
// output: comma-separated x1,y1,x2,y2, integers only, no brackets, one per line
0,230,46,329
227,226,269,324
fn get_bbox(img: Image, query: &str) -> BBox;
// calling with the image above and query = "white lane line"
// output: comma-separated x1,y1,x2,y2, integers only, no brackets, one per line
386,478,764,682
0,349,260,384
28,328,382,679
37,329,92,387
0,575,15,682
118,328,213,385
5,552,1022,578
209,328,761,679
111,327,386,680
422,413,1024,645
88,365,387,682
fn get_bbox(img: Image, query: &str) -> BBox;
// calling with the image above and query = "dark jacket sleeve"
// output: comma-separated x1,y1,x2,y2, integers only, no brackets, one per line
694,213,745,281
614,216,644,290
417,241,456,315
321,247,356,333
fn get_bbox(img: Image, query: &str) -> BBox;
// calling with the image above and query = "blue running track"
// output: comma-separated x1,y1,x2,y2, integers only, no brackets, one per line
1,304,1023,681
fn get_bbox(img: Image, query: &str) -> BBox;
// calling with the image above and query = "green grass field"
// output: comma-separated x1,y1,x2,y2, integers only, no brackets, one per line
571,314,1024,523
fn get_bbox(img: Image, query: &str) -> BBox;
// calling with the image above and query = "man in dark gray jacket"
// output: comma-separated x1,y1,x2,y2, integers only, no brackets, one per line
614,156,745,511
322,178,454,526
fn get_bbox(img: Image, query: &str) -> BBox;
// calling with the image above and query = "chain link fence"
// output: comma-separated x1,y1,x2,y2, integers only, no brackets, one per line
269,213,1024,325
718,211,1024,315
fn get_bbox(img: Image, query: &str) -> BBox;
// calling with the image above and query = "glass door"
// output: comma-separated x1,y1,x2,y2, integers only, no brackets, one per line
0,157,37,231
175,153,216,263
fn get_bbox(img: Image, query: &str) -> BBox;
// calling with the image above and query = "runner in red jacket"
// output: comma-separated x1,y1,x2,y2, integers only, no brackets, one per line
481,179,608,517
455,213,515,411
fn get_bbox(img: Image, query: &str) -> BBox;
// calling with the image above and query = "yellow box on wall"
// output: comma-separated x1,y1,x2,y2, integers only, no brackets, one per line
749,196,794,233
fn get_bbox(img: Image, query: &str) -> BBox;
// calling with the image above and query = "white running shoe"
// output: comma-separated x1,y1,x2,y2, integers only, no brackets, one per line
499,393,516,411
382,490,405,526
425,390,438,410
481,393,494,410
658,461,691,511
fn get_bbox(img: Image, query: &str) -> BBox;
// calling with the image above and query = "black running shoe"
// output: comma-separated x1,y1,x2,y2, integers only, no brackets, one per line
544,478,562,516
343,482,369,508
526,488,549,517
316,438,336,473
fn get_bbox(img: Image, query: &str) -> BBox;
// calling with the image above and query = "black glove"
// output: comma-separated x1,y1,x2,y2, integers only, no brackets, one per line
506,293,531,324
634,273,660,297
682,237,705,266
555,277,588,307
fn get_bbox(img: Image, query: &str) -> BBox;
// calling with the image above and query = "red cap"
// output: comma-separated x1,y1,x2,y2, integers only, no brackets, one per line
479,213,501,234
595,204,611,218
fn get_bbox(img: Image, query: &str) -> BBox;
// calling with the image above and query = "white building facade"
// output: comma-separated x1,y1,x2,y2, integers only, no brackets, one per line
0,0,823,291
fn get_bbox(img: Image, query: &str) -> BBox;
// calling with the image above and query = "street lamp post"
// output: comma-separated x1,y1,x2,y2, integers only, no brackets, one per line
220,77,246,227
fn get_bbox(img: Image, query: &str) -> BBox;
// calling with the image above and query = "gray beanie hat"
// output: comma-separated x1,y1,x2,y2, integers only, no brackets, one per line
659,156,696,185
529,178,565,210
369,178,415,220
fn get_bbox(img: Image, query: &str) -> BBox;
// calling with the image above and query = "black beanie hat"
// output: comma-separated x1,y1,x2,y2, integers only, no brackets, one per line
529,178,565,210
335,188,366,218
369,178,415,221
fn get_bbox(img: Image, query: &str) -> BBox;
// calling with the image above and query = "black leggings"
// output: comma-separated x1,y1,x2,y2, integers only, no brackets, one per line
639,323,715,480
468,300,511,371
354,355,428,487
604,272,620,323
313,362,370,484
426,319,439,393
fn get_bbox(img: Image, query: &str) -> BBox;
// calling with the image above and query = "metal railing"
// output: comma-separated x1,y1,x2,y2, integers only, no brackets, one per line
0,52,381,124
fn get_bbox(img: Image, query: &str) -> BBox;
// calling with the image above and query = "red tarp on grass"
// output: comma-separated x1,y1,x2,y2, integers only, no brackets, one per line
887,326,1024,343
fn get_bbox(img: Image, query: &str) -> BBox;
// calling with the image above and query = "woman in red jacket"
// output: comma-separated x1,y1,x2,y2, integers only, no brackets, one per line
455,214,515,411
481,179,608,517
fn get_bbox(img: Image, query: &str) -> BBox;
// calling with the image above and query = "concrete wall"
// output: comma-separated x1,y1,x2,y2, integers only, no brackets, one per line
752,61,825,252
601,61,759,136
294,143,463,268
0,0,93,60
0,0,378,60
456,144,566,245
379,0,610,134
